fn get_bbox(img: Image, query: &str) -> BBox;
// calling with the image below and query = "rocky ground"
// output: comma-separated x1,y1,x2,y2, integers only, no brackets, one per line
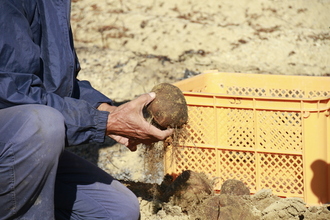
68,0,330,219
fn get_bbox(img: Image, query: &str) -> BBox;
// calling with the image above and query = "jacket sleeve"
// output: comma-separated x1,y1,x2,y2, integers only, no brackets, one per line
0,75,110,147
77,80,114,108
0,1,110,146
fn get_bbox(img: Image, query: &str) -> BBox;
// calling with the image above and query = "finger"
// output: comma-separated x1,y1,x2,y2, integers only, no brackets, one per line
145,123,174,140
127,138,143,151
127,144,137,152
145,92,156,105
148,92,156,100
158,128,174,139
110,134,139,151
109,134,129,146
162,128,174,137
133,92,156,108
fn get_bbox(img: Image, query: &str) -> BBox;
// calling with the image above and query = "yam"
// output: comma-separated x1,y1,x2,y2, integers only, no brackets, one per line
146,83,188,129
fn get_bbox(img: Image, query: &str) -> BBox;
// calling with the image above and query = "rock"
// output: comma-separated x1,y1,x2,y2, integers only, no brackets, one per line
251,189,280,211
304,205,330,220
252,189,273,200
191,195,221,220
162,204,185,217
262,198,307,220
156,210,167,218
219,205,259,220
220,179,250,196
219,194,246,207
218,194,259,220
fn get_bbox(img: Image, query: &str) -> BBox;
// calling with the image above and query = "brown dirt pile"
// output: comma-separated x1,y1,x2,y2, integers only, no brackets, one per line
123,170,330,220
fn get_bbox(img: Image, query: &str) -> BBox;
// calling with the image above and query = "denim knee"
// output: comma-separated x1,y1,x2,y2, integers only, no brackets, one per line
8,105,66,168
20,105,66,154
57,180,140,220
106,181,140,220
0,105,66,219
122,195,140,220
26,105,65,138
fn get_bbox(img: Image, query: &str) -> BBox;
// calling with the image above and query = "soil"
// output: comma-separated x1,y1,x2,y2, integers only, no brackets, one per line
68,0,330,219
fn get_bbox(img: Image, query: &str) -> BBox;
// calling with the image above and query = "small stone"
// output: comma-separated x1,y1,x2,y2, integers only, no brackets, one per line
252,189,273,200
157,210,167,218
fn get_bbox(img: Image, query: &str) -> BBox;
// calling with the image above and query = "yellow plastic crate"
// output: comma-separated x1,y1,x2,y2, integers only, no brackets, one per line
165,71,330,206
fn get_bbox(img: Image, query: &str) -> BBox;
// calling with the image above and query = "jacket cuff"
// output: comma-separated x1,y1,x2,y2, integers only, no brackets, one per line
93,110,109,143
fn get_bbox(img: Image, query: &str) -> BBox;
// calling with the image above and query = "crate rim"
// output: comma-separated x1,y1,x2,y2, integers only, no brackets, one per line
181,91,330,102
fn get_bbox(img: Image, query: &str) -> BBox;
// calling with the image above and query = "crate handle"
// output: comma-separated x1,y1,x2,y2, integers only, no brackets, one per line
325,110,330,117
303,111,310,118
230,98,241,105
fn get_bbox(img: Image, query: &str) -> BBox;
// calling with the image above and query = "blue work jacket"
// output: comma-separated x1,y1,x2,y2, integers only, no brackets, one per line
0,0,113,145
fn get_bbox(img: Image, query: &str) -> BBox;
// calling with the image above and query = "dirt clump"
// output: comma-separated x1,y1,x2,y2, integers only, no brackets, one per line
217,179,258,220
160,170,213,206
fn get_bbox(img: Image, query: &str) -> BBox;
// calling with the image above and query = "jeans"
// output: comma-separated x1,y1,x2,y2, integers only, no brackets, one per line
0,105,139,220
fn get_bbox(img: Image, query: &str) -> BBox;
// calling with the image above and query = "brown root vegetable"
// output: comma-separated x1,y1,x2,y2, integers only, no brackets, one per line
146,83,188,129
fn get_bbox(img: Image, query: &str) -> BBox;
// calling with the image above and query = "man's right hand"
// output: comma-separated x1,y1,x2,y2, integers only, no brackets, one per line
98,93,173,151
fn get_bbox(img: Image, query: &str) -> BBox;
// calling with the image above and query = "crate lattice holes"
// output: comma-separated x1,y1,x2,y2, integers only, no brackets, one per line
164,71,330,206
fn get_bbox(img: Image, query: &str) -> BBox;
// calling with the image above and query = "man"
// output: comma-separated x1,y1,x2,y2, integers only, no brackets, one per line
0,0,173,219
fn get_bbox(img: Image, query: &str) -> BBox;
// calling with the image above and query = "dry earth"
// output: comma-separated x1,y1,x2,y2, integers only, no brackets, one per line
68,0,330,219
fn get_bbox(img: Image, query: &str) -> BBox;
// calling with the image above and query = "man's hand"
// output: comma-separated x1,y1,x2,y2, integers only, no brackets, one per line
98,93,173,151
